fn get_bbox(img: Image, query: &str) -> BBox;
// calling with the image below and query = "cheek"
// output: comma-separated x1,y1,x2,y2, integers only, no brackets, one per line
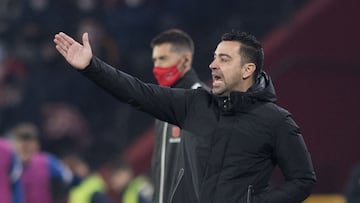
226,69,242,84
222,67,234,82
158,60,174,68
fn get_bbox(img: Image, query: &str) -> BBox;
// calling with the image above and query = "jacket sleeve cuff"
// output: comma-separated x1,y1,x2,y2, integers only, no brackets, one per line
77,56,98,74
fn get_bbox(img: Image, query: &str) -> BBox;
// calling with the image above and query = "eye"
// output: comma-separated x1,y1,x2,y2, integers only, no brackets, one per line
220,57,229,63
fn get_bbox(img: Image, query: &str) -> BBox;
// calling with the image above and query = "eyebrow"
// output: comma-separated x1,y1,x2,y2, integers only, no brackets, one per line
214,53,232,58
152,55,168,60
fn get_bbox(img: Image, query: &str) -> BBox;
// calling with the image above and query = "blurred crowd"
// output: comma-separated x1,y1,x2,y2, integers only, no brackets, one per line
0,0,306,202
1,122,153,203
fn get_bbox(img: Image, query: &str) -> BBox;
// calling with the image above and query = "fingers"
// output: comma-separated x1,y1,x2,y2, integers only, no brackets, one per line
82,32,90,49
53,32,77,52
55,44,67,57
54,34,67,57
59,32,76,46
54,34,68,53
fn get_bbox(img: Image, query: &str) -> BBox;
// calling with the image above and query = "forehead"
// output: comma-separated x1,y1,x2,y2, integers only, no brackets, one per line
215,41,241,56
152,43,175,56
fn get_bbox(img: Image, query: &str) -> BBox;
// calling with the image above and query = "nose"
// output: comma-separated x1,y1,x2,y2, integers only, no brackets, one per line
209,59,217,70
153,60,160,67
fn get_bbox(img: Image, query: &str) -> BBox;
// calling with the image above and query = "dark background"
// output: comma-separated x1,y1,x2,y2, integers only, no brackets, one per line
0,0,359,194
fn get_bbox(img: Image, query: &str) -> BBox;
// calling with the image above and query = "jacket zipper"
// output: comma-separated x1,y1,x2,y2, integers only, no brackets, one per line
247,185,253,203
159,122,168,203
169,168,184,203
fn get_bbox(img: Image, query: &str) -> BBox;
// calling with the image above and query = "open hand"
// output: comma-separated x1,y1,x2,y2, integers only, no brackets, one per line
54,32,93,70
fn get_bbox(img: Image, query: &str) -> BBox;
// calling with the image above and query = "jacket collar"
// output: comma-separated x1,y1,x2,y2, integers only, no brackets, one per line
216,71,277,113
173,69,202,89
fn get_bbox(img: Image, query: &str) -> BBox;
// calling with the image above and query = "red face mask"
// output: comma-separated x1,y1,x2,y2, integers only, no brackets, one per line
153,63,182,87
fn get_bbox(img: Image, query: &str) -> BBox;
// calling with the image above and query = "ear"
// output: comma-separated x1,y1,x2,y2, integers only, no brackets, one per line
180,53,192,72
183,53,192,66
242,63,256,79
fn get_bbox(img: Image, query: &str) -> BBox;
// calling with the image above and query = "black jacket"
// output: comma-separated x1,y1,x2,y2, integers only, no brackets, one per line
81,57,316,203
151,69,209,203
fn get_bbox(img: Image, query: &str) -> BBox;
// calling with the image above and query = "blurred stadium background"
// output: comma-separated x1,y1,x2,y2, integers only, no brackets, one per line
1,0,359,200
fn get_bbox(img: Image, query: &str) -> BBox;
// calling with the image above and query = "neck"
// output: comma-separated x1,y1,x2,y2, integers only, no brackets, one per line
180,66,191,76
238,77,255,92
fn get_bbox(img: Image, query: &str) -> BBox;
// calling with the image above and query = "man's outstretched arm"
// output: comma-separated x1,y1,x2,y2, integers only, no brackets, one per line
53,32,189,127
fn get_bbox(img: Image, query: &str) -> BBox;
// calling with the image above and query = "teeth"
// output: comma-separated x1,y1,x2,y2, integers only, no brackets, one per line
212,73,221,80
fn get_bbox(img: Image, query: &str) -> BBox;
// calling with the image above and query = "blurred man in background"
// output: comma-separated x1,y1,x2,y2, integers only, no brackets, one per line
109,160,153,203
150,28,209,203
68,156,153,203
10,122,77,203
0,137,22,203
67,153,112,203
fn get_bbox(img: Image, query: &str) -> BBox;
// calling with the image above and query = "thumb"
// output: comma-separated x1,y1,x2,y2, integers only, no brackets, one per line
82,32,91,49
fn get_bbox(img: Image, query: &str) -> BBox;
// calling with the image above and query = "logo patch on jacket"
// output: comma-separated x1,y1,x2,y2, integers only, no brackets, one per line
169,126,181,143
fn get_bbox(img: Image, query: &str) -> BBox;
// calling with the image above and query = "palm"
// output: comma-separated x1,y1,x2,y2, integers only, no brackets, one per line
66,41,92,69
54,32,92,70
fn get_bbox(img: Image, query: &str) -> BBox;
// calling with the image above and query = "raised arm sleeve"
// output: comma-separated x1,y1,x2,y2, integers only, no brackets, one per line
79,56,190,126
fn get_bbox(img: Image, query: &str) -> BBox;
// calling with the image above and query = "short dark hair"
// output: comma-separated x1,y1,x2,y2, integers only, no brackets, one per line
221,31,264,78
150,29,194,54
12,122,39,141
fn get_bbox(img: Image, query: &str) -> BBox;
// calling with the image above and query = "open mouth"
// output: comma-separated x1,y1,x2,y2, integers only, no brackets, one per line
212,73,223,87
214,75,221,81
212,73,222,81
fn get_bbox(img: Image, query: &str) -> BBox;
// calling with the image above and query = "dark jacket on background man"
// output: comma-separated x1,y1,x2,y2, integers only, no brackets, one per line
80,57,316,203
151,69,209,203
